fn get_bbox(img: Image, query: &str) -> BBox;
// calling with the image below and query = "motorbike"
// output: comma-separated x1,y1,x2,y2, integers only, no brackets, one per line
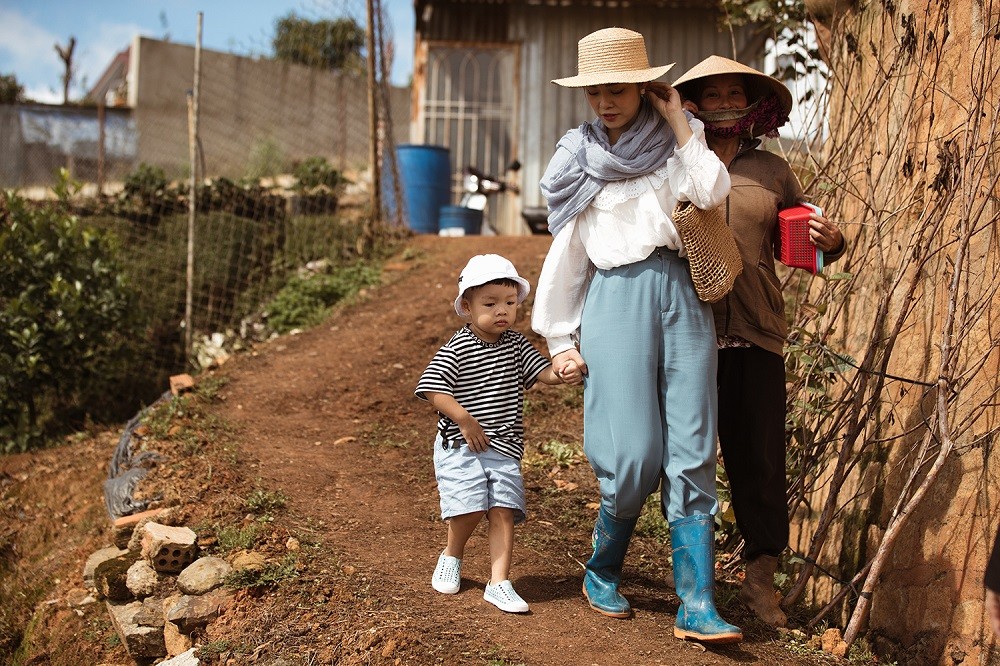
444,160,521,235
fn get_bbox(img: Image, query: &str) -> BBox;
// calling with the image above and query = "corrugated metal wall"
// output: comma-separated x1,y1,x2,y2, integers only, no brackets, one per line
511,4,763,212
415,1,764,234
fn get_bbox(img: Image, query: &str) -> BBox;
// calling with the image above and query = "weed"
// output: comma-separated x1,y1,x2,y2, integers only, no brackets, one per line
635,493,671,544
560,385,584,409
225,554,299,590
538,440,581,468
143,396,188,440
216,523,260,552
198,640,233,658
245,488,287,515
194,375,229,401
482,645,526,666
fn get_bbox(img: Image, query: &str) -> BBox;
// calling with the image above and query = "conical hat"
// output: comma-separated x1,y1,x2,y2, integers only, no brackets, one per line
552,27,674,88
672,55,792,118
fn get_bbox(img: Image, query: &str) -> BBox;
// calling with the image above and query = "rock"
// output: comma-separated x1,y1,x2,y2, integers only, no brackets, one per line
230,550,266,571
177,556,232,595
133,597,165,628
160,648,200,665
106,600,167,660
83,546,127,590
821,627,849,656
286,537,300,551
94,551,141,601
164,620,194,656
125,560,159,598
166,589,233,634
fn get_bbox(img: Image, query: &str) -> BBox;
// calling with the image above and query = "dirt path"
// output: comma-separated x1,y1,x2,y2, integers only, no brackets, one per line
209,234,826,665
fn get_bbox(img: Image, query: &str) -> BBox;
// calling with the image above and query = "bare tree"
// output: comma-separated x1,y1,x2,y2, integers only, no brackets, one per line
54,37,76,104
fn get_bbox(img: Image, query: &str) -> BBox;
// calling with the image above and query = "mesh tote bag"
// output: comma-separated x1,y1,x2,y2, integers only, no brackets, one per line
671,201,743,303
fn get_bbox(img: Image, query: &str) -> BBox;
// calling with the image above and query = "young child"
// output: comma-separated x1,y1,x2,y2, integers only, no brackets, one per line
415,253,581,613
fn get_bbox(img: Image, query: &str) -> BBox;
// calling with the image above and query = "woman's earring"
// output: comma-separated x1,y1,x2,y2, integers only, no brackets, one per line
640,88,646,95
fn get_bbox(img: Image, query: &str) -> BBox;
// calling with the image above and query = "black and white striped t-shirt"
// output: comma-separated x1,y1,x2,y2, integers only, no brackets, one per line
415,325,551,460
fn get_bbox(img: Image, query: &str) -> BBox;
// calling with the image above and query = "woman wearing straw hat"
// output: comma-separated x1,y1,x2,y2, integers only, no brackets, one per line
672,56,846,628
531,27,742,643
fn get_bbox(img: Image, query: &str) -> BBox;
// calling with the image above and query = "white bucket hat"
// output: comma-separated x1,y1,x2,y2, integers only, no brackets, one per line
454,254,530,316
552,27,674,88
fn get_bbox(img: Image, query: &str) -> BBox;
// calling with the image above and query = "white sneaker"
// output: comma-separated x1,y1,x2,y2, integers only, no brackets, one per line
432,552,462,594
483,580,530,613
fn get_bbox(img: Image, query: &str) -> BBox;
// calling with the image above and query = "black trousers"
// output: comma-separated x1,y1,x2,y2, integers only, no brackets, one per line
717,346,789,560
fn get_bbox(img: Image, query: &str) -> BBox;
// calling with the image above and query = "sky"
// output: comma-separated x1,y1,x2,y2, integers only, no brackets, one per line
0,0,414,104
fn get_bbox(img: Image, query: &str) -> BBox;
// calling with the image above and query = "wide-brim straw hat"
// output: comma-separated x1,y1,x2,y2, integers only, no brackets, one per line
672,55,793,120
552,27,674,88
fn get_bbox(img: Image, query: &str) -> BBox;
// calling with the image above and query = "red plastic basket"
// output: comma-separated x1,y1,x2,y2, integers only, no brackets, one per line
777,205,823,273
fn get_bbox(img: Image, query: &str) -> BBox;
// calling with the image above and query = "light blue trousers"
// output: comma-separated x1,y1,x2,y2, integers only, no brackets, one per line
580,248,719,522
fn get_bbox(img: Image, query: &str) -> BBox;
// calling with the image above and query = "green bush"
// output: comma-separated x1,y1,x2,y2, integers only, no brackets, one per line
0,192,141,451
293,156,342,192
265,263,380,333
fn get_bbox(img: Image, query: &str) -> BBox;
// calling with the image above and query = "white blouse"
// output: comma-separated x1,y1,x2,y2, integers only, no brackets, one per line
531,120,731,356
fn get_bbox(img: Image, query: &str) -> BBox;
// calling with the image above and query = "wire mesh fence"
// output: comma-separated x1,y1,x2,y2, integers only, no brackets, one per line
2,1,409,441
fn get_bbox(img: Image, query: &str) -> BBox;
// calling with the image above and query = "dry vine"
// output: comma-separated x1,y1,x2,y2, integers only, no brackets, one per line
762,0,1000,651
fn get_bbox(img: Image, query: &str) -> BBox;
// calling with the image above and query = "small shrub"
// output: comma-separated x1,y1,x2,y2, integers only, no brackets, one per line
635,492,671,543
264,262,380,333
224,554,298,589
1,191,141,451
293,156,342,192
539,440,581,468
216,523,260,552
245,488,287,515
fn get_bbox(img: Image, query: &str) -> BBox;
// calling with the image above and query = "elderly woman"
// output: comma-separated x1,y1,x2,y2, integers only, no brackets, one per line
532,28,741,643
672,56,846,627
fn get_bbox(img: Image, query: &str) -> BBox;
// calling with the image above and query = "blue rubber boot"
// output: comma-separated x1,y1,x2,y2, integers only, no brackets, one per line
582,507,638,618
669,514,743,643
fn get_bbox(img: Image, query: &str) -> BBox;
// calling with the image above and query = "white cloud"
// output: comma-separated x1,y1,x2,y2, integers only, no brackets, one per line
0,8,62,92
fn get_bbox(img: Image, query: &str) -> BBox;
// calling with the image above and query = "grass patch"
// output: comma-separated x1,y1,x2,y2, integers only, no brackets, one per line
635,492,671,544
224,554,299,590
216,523,261,552
245,488,287,515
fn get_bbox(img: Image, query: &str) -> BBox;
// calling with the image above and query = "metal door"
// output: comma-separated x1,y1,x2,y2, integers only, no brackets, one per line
420,43,520,234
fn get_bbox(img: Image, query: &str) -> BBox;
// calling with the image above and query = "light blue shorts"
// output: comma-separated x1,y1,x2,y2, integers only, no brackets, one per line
433,434,526,524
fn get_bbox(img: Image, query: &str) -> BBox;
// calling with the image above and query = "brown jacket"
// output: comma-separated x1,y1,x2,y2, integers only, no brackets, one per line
712,141,845,356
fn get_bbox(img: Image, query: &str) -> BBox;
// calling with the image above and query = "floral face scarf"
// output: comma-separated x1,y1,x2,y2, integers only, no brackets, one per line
697,94,789,139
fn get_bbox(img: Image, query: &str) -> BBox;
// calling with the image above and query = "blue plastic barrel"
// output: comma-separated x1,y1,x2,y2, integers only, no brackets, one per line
391,145,452,234
438,206,483,235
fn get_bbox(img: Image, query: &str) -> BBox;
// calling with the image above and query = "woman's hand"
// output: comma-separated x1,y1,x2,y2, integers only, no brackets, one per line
645,82,693,146
553,348,587,385
808,212,844,253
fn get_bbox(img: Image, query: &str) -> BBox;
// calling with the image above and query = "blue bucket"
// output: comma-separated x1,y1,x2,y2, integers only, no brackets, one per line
438,206,483,236
389,145,452,234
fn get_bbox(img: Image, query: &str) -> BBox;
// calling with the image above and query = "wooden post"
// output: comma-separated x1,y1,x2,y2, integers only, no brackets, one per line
185,13,203,360
97,102,106,195
365,0,379,217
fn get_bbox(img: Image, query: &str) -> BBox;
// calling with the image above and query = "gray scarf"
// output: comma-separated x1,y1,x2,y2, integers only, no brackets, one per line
539,101,682,236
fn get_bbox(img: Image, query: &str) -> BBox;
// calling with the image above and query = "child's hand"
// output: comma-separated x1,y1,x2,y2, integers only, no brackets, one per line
457,416,489,453
558,359,584,386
